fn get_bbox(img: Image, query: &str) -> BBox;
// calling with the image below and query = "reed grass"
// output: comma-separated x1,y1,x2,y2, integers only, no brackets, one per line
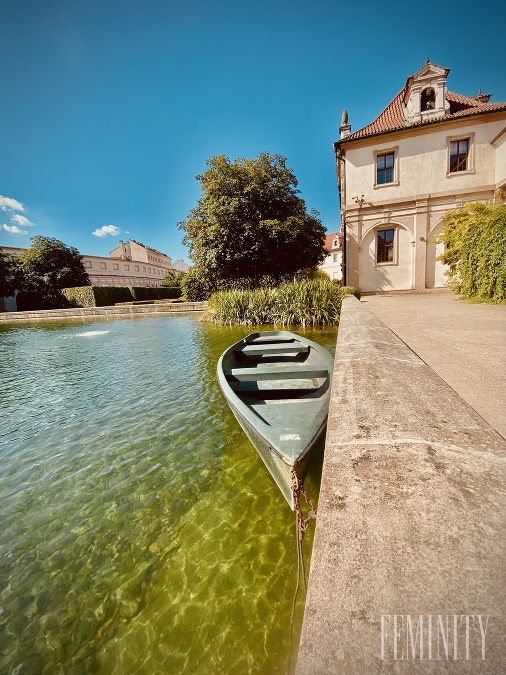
205,280,360,326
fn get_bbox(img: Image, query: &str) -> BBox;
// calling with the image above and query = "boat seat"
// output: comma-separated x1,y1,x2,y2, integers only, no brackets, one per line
229,381,319,392
225,364,328,381
237,343,309,356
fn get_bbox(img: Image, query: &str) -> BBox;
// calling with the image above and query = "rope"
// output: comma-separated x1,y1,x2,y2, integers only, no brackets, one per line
287,469,317,673
290,468,317,541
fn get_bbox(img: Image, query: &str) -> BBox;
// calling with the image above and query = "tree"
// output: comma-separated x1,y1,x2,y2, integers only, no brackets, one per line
14,236,90,305
178,152,327,299
162,268,186,288
436,200,506,302
0,248,17,298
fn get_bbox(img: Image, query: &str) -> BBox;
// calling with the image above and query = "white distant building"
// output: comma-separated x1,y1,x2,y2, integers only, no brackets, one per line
334,59,506,292
82,239,174,287
319,232,343,281
0,239,188,311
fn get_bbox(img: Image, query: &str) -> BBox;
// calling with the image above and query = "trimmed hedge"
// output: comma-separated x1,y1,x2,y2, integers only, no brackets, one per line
131,286,182,301
60,285,182,307
61,286,133,307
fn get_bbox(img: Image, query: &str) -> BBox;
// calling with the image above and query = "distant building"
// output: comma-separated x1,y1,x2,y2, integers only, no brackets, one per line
171,259,191,272
84,240,174,287
0,239,189,311
319,232,343,281
334,60,506,292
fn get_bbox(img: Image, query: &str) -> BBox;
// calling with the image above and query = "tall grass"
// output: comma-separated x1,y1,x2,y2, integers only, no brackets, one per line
205,280,360,326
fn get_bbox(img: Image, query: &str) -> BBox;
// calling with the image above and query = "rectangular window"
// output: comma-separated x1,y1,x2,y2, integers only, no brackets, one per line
333,253,338,262
377,229,395,264
124,264,130,271
376,152,395,184
113,263,119,270
100,262,107,270
135,265,140,272
85,261,92,268
449,139,469,172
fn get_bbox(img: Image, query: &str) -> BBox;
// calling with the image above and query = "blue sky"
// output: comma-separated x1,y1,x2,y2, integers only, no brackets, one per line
1,0,505,264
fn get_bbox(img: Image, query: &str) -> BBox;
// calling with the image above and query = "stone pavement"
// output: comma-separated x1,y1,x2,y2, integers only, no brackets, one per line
362,289,506,439
297,295,506,674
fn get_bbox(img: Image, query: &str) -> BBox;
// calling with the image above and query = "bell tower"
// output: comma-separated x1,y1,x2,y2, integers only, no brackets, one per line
403,59,450,125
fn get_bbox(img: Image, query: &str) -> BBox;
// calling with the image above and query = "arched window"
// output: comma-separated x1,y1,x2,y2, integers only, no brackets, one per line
421,87,436,111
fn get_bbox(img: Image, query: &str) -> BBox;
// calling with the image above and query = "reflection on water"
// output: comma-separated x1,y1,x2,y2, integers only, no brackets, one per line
0,316,337,674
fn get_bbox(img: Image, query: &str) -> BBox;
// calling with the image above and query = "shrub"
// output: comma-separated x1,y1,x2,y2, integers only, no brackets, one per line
60,286,133,307
131,286,182,301
436,200,506,302
206,279,360,326
60,287,97,307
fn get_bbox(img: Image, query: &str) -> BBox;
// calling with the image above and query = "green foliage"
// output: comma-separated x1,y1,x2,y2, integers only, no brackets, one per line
59,285,182,307
162,269,186,288
179,152,327,298
0,248,16,297
131,286,182,301
60,286,132,307
14,236,90,307
60,287,97,307
206,279,360,326
436,200,506,302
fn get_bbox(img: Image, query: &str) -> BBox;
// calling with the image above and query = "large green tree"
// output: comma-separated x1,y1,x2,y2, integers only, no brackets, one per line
178,152,327,299
14,236,90,304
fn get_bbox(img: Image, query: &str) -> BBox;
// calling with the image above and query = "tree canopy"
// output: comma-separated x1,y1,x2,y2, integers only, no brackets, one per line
436,200,506,302
178,152,327,299
14,236,90,303
0,248,17,298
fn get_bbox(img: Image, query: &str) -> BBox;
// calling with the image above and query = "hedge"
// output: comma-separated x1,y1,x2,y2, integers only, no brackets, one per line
131,286,182,301
60,286,182,307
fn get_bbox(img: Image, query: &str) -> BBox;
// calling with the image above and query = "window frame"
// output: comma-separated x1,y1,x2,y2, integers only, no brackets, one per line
373,146,399,188
446,133,475,176
375,227,397,266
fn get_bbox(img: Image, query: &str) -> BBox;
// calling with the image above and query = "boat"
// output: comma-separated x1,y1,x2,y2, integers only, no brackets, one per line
217,331,333,509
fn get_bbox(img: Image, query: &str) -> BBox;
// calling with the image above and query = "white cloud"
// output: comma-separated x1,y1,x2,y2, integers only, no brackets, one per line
2,224,28,235
11,214,35,227
0,195,25,212
92,224,121,238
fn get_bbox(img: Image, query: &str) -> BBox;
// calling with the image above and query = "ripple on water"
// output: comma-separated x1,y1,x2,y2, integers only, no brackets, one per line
0,316,336,674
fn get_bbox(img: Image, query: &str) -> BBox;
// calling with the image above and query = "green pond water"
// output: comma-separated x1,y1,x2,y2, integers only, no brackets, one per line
0,314,337,675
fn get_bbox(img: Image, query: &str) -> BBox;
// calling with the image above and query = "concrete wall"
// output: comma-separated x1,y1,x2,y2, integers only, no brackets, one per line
297,296,506,673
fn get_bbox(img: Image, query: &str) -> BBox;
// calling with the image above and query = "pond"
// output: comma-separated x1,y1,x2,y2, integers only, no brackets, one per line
0,314,338,675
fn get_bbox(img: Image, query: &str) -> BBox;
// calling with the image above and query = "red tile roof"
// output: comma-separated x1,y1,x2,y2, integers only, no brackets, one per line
342,88,506,142
324,232,343,251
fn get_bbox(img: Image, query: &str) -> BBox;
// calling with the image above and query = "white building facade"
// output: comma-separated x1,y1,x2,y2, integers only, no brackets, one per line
334,60,506,292
319,232,343,281
0,239,187,310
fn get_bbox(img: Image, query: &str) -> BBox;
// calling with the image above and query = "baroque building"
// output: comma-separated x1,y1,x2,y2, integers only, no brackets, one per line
334,60,506,292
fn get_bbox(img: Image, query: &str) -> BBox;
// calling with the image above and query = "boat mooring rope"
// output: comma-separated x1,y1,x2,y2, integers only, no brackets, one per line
288,469,317,672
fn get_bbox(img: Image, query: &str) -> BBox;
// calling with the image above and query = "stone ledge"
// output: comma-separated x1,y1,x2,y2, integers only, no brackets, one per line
0,302,208,322
297,296,506,674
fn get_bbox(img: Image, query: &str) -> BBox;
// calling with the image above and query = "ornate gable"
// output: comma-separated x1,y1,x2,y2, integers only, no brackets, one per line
402,59,450,124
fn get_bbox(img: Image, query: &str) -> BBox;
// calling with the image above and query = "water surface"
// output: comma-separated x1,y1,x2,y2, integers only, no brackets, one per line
0,315,337,674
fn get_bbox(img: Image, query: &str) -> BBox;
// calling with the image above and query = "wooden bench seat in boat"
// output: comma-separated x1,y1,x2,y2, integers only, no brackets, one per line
237,343,309,356
225,364,328,381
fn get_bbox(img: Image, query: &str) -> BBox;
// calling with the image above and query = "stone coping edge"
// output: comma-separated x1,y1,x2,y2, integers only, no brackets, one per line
0,301,208,322
296,295,506,674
